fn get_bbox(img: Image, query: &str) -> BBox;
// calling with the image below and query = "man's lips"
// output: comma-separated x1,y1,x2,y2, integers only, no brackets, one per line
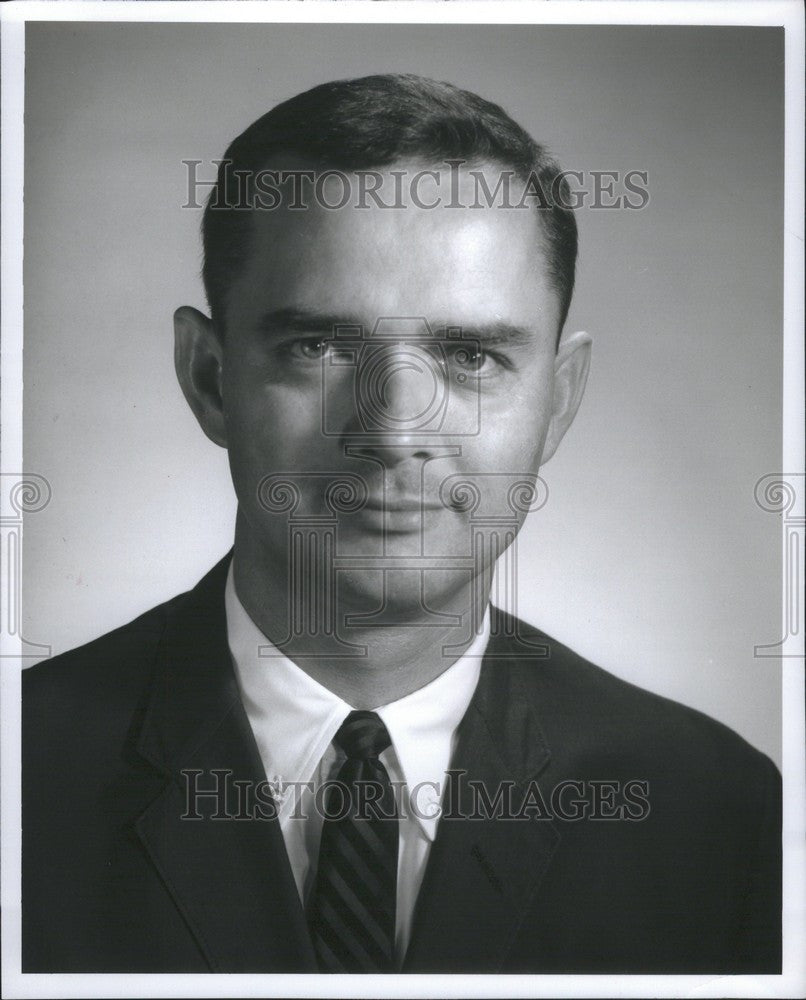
361,497,444,512
353,499,446,536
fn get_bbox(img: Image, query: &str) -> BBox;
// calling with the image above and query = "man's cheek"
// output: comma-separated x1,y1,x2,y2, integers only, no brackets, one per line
470,421,543,473
229,389,321,446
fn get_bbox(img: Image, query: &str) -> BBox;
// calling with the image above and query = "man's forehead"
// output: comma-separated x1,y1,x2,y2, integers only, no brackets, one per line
245,172,547,276
226,158,560,334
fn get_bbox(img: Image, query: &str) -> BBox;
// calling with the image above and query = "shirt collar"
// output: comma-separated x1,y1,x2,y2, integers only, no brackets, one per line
374,624,487,840
225,562,488,840
225,562,351,808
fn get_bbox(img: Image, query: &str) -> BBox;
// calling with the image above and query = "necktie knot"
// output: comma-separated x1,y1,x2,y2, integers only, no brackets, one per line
334,710,391,760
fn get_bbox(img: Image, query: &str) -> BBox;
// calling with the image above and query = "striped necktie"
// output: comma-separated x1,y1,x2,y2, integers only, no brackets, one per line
307,710,399,972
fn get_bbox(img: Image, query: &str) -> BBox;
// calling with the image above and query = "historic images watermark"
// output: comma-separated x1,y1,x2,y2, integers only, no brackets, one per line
256,467,548,656
182,160,650,212
753,473,804,658
0,473,52,658
316,317,483,439
179,768,651,824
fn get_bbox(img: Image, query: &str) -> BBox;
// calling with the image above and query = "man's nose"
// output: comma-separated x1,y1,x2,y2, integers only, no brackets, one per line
341,344,446,463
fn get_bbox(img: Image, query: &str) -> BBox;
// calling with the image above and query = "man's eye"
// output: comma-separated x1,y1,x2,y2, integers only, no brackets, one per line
295,337,331,359
451,345,491,373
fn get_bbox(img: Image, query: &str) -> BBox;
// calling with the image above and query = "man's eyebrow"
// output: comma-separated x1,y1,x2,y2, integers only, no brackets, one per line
255,308,364,335
439,322,536,346
256,310,537,345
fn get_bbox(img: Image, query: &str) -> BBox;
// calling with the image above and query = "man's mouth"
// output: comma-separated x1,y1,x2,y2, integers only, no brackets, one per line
362,496,444,513
349,495,448,535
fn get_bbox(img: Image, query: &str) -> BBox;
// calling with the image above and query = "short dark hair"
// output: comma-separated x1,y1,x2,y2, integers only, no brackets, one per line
202,73,578,337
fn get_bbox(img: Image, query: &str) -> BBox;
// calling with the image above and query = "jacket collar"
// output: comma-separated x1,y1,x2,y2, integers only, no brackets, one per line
137,554,239,774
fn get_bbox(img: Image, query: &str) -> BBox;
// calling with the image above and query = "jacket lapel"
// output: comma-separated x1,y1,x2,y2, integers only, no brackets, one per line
134,555,317,972
403,624,561,972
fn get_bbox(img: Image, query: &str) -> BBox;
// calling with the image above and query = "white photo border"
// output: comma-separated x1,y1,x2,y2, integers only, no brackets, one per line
1,2,803,998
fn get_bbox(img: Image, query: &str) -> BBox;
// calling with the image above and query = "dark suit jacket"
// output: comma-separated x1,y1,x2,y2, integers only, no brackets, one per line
22,555,781,973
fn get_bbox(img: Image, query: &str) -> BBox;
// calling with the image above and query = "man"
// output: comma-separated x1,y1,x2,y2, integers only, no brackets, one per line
22,74,781,974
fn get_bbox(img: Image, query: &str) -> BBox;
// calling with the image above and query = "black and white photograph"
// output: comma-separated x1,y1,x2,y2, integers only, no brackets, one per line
1,1,803,997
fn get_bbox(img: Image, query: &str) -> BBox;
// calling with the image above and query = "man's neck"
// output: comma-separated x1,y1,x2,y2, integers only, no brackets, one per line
232,527,491,708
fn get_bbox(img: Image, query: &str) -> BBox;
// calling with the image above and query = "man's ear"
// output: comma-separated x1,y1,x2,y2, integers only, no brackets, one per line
173,306,228,448
540,329,592,464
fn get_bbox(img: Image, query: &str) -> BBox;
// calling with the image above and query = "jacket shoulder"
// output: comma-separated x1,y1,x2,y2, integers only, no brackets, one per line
22,587,188,715
498,611,779,783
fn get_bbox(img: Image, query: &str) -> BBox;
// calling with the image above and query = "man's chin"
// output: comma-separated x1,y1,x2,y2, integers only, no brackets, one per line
334,566,474,629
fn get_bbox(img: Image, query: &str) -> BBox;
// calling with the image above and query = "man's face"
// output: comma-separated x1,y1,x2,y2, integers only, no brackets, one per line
218,162,571,612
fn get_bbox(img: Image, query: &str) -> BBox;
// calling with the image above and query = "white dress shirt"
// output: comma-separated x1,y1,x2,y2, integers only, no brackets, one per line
224,562,489,961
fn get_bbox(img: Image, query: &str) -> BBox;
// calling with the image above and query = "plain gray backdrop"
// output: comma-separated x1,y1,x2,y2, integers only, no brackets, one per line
22,22,784,765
